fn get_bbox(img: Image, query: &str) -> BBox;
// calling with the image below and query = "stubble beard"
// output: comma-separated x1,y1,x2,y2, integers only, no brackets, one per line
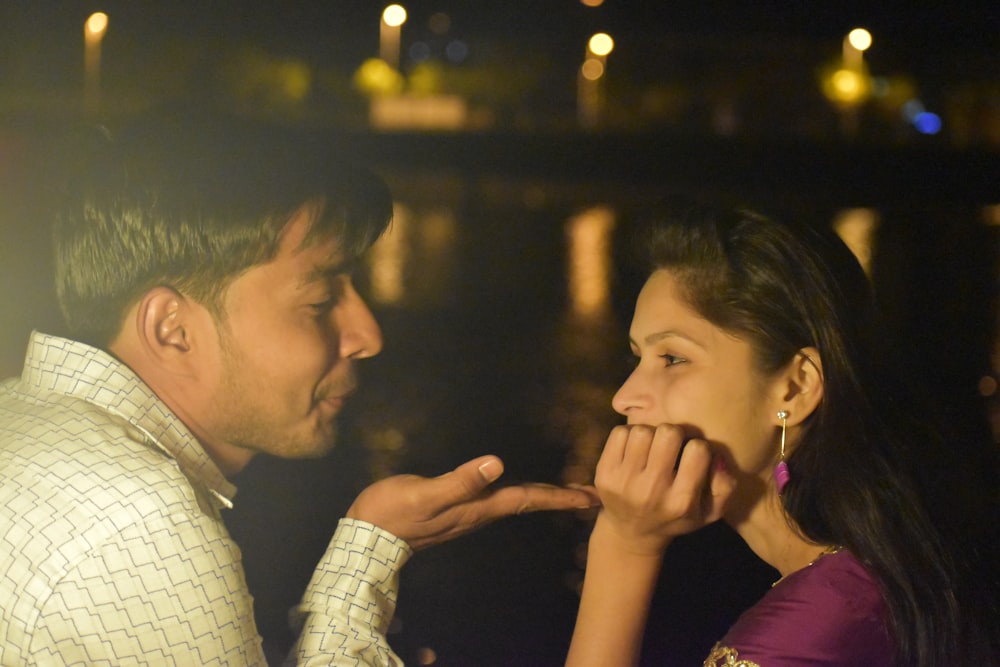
216,339,340,460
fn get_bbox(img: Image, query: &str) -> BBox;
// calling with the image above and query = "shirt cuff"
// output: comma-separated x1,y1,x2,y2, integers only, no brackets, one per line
295,518,413,636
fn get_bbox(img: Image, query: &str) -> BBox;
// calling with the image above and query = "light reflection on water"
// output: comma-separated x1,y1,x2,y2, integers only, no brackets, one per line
329,177,781,666
4,129,992,663
364,196,622,488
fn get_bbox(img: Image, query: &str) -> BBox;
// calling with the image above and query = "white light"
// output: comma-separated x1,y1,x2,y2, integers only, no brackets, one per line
588,33,614,57
847,28,872,51
383,4,407,27
85,12,108,38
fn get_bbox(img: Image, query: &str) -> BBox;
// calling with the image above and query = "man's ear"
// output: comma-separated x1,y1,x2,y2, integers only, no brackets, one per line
136,286,193,362
774,347,824,427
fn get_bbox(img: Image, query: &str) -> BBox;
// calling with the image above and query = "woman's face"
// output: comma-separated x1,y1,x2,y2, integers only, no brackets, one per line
612,269,784,481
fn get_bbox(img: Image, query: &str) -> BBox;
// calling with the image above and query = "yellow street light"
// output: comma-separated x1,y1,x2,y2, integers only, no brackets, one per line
84,12,108,114
842,27,871,71
847,28,872,51
588,33,614,58
579,33,614,128
380,4,407,70
823,68,871,105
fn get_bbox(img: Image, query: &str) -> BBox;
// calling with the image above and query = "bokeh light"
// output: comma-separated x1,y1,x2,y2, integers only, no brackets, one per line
445,40,468,63
847,28,872,51
566,206,616,318
588,33,614,57
382,4,407,28
353,57,404,95
85,12,108,37
823,68,871,105
580,58,605,81
428,12,450,34
913,111,942,134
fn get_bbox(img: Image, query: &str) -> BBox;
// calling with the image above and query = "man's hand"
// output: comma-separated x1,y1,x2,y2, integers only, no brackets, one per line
346,455,600,550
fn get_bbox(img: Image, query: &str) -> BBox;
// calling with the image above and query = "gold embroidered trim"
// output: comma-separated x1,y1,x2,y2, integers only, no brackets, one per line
704,642,761,667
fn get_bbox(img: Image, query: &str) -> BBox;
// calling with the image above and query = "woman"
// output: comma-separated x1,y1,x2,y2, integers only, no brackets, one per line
566,207,999,666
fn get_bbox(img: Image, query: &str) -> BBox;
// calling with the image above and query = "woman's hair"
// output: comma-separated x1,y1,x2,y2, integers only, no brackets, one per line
51,114,393,348
632,204,998,665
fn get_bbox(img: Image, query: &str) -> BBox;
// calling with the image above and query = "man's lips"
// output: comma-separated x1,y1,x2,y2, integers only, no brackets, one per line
315,385,356,412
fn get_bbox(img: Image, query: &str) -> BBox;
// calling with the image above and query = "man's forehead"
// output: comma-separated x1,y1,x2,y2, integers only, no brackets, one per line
301,256,358,285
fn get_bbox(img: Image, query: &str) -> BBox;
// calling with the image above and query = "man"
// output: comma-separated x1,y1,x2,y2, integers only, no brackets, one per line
0,117,595,664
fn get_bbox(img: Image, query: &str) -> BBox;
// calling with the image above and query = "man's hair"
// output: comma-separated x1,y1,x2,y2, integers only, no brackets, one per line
52,115,393,347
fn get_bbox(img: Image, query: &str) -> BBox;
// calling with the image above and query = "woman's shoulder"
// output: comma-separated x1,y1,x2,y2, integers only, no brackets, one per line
707,550,896,666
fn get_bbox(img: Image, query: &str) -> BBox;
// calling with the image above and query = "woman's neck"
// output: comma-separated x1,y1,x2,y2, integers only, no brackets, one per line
728,489,833,578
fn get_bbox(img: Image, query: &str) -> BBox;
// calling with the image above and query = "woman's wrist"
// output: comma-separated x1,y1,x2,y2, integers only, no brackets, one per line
590,512,674,559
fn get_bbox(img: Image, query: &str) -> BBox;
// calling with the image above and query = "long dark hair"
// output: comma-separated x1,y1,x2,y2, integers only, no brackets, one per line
633,205,998,665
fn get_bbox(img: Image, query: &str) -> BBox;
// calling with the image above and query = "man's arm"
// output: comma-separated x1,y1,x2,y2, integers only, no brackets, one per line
31,510,266,665
287,519,411,666
286,455,598,665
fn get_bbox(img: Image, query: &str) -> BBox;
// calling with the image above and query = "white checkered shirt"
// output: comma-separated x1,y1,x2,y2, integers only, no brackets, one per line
1,332,411,665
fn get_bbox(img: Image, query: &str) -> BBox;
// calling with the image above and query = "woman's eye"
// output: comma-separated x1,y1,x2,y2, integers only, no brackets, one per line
660,353,685,366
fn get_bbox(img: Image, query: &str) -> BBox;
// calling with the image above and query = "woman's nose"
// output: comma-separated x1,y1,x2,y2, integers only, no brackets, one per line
611,368,644,417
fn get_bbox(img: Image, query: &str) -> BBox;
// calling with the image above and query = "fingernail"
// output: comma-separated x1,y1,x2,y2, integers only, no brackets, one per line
478,459,502,482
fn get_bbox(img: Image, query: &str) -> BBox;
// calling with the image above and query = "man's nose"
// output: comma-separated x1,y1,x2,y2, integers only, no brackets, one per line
335,284,383,360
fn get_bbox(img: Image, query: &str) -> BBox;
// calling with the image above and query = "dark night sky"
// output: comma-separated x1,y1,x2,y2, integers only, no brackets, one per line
2,1,998,85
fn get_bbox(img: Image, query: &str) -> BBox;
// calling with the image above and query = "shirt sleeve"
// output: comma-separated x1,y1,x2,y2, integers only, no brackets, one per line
30,509,266,665
285,518,413,667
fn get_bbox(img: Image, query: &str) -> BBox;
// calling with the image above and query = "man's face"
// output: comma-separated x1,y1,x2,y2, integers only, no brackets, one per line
202,204,382,463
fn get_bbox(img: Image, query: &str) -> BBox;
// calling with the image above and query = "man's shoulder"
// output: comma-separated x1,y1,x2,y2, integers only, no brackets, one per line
2,384,166,472
0,389,225,605
1,387,205,534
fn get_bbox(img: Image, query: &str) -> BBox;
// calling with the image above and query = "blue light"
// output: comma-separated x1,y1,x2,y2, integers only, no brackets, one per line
409,41,431,62
445,40,468,63
913,111,942,135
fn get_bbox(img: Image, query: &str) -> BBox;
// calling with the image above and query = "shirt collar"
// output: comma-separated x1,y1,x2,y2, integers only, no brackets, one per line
21,331,237,509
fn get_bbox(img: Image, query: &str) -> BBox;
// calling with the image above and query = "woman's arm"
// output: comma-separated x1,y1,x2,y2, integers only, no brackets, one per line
565,424,734,667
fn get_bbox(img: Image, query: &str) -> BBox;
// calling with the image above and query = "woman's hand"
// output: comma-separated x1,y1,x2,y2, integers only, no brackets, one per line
593,423,735,555
565,424,734,667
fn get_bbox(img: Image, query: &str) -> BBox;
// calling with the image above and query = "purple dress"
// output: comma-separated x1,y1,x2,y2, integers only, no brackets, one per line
704,550,896,666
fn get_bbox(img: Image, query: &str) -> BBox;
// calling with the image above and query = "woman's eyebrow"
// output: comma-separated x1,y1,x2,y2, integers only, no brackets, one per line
632,330,706,350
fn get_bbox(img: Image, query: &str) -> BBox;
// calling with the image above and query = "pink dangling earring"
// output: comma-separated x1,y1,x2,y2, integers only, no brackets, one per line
774,410,790,494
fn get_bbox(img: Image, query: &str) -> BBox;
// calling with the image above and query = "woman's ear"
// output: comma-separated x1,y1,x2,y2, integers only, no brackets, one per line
775,347,824,427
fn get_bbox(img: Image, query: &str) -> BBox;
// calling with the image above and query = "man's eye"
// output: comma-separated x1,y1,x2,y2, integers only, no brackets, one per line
310,298,334,313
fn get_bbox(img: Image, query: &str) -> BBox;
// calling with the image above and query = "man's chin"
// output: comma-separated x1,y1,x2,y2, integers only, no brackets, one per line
261,423,338,460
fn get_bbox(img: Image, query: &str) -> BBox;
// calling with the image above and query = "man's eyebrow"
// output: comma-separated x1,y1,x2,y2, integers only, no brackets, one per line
302,257,359,285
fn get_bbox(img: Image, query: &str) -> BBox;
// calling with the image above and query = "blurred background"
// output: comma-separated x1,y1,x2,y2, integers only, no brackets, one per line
2,2,998,665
